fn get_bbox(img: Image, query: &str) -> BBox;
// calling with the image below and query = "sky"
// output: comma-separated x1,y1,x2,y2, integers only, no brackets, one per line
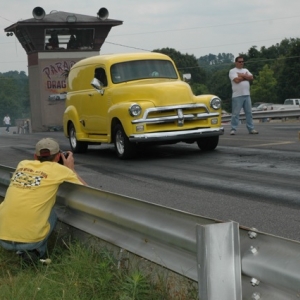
1,0,300,74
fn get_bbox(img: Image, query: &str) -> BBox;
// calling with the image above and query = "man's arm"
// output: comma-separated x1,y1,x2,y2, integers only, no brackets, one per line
61,152,87,185
74,173,87,185
233,72,253,83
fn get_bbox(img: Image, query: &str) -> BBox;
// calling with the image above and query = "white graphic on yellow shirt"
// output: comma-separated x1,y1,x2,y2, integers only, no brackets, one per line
11,172,44,188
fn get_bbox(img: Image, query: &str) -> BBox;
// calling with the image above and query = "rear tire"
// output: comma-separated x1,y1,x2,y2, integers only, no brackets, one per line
68,123,88,153
114,124,136,159
197,136,219,151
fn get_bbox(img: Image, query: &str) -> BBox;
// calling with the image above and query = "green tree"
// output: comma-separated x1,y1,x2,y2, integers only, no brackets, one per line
276,38,300,101
153,47,207,85
237,38,300,102
198,53,234,73
240,46,266,78
208,69,232,111
191,83,210,95
0,71,30,125
251,65,277,103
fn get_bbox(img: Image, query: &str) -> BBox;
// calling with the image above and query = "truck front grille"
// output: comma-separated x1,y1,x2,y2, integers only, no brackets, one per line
132,104,219,127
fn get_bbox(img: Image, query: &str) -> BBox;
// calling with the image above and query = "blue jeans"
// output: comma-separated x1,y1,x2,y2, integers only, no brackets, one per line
0,209,57,257
231,95,255,132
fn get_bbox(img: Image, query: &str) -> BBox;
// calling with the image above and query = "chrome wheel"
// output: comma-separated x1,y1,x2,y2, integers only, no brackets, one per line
113,124,136,159
69,126,77,149
68,123,88,153
115,128,125,155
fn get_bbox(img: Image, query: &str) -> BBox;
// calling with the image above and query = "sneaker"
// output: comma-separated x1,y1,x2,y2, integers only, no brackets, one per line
249,130,259,134
40,258,52,265
230,130,236,135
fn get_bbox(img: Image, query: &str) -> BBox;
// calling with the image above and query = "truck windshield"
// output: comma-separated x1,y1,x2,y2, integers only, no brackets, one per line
110,59,178,83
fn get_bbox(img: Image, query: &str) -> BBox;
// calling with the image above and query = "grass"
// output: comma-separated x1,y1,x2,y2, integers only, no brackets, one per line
0,235,198,300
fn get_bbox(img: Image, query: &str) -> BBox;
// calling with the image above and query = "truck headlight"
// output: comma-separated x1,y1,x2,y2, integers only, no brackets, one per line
210,97,222,110
129,104,142,117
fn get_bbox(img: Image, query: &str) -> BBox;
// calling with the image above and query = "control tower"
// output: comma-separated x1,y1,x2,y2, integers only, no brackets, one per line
4,7,123,131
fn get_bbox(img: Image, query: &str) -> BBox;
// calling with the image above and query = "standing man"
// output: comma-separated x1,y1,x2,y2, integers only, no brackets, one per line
3,114,10,133
0,138,87,264
229,56,258,135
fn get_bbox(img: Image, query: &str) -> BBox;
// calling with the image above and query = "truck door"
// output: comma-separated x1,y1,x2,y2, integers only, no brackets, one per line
80,67,109,134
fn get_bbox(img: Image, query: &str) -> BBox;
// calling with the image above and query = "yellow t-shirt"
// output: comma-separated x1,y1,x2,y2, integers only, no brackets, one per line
0,160,83,243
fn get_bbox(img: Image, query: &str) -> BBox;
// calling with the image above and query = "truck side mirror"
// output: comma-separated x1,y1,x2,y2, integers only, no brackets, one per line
183,73,191,82
91,78,104,95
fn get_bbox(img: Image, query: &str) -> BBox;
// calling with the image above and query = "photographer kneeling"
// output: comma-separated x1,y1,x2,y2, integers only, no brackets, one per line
0,138,87,264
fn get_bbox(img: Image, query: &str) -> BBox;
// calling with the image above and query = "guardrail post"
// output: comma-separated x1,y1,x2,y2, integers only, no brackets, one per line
197,221,242,300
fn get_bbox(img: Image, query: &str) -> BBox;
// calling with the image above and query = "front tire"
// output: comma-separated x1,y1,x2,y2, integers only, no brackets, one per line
197,136,219,151
114,124,137,159
68,123,88,153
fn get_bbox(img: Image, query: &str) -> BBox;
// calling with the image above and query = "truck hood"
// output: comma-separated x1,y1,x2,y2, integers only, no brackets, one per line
111,80,196,106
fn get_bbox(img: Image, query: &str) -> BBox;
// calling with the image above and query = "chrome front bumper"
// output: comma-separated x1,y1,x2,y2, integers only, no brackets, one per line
129,127,224,142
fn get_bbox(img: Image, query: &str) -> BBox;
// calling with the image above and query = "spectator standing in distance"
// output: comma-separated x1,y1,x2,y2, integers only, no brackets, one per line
67,34,78,49
229,57,258,135
0,138,87,265
3,114,10,133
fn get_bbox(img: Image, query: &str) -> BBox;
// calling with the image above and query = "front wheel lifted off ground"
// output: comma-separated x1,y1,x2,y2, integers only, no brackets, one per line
114,124,137,159
68,123,88,153
197,136,219,151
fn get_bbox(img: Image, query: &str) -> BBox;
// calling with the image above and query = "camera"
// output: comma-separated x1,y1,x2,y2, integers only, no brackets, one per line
58,151,69,165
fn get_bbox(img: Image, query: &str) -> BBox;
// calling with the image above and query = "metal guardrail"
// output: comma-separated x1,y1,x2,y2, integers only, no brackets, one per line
1,165,300,299
222,108,300,122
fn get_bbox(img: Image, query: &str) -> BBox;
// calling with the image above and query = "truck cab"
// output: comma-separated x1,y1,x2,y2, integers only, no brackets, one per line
284,99,300,105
